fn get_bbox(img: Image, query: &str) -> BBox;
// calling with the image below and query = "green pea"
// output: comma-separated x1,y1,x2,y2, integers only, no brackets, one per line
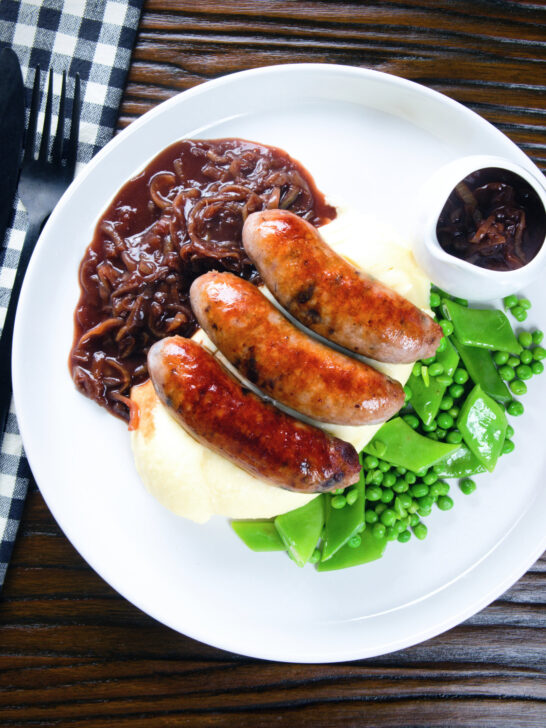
397,530,411,543
422,356,436,365
418,505,432,517
445,430,463,444
382,472,397,488
449,384,465,399
437,412,454,429
516,364,532,380
437,481,450,496
363,455,378,470
378,460,391,472
506,424,514,438
532,361,544,375
436,428,447,439
502,439,515,455
518,298,531,310
371,523,386,540
439,395,454,410
459,478,476,495
385,526,398,541
331,495,347,509
346,488,359,506
507,400,524,416
510,379,527,396
404,384,413,401
423,472,438,485
410,483,429,498
366,485,382,501
512,306,527,322
518,331,533,349
418,495,434,510
493,351,509,366
374,503,387,516
532,330,543,345
422,421,437,432
392,479,409,493
507,356,520,368
380,508,396,527
499,365,515,382
439,319,454,336
428,483,442,499
413,522,428,540
453,368,469,384
403,414,420,430
448,406,460,419
428,362,444,377
396,466,407,475
404,471,417,484
427,432,439,441
436,337,447,353
503,294,518,309
381,488,394,504
520,350,533,365
398,493,413,510
430,291,441,308
365,509,378,524
435,374,453,387
437,495,454,511
533,346,546,361
347,535,361,549
409,513,420,528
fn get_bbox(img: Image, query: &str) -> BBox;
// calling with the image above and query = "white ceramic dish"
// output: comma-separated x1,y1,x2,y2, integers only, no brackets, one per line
12,65,546,663
412,154,546,301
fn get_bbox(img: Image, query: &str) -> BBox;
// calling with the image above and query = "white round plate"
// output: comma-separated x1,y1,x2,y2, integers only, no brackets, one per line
13,64,546,662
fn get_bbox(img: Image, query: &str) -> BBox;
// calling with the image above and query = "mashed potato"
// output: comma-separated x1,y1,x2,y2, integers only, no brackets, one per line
130,208,431,522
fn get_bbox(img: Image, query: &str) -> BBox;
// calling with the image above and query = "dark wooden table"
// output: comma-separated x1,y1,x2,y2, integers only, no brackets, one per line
2,2,546,725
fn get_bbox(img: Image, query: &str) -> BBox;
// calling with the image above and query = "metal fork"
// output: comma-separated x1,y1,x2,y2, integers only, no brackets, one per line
0,67,81,437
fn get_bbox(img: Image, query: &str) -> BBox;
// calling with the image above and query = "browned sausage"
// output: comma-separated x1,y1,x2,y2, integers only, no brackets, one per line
242,209,443,363
147,336,361,493
190,271,404,425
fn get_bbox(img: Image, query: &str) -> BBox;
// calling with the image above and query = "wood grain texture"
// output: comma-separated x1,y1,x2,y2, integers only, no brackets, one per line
2,1,546,726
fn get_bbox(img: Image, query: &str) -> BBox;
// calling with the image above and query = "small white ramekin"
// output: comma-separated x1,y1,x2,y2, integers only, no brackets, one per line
412,155,546,301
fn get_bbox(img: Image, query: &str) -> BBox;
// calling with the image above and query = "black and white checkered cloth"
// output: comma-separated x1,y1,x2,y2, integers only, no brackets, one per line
0,0,144,588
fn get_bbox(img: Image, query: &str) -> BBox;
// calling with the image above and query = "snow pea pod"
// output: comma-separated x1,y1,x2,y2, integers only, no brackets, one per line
316,528,386,571
451,334,511,403
231,520,286,551
433,444,487,478
363,417,461,475
443,299,522,354
457,385,508,472
435,336,460,376
322,469,365,562
407,372,446,426
275,496,324,567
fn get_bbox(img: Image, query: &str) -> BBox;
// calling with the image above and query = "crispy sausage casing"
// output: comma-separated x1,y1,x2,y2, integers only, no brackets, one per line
148,337,361,493
190,272,404,425
242,209,443,363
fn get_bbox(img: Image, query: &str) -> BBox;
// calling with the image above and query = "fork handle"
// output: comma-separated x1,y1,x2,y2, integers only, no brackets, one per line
0,219,43,440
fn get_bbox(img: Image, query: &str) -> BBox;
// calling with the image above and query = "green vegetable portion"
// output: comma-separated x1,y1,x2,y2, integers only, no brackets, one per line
442,299,522,354
274,496,324,567
451,334,511,403
321,471,365,562
457,385,508,472
433,444,486,478
364,417,461,475
231,520,286,552
316,528,386,571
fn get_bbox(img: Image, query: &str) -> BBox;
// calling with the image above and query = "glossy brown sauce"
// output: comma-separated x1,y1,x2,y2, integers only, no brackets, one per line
436,167,545,271
70,138,336,420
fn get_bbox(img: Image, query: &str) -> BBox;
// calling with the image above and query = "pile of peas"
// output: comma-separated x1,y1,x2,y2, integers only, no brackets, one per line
331,287,544,548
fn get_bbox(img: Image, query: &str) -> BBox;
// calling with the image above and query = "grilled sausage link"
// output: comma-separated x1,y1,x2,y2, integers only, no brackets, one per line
148,337,361,493
242,209,443,363
190,272,404,425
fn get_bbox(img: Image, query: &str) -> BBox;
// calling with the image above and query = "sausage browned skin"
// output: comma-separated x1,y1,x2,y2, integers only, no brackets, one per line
148,337,361,493
190,272,404,425
242,209,443,363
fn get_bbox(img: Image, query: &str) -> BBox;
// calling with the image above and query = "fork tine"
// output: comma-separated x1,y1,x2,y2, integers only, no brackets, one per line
38,68,54,162
23,66,41,163
51,71,66,165
65,73,81,177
